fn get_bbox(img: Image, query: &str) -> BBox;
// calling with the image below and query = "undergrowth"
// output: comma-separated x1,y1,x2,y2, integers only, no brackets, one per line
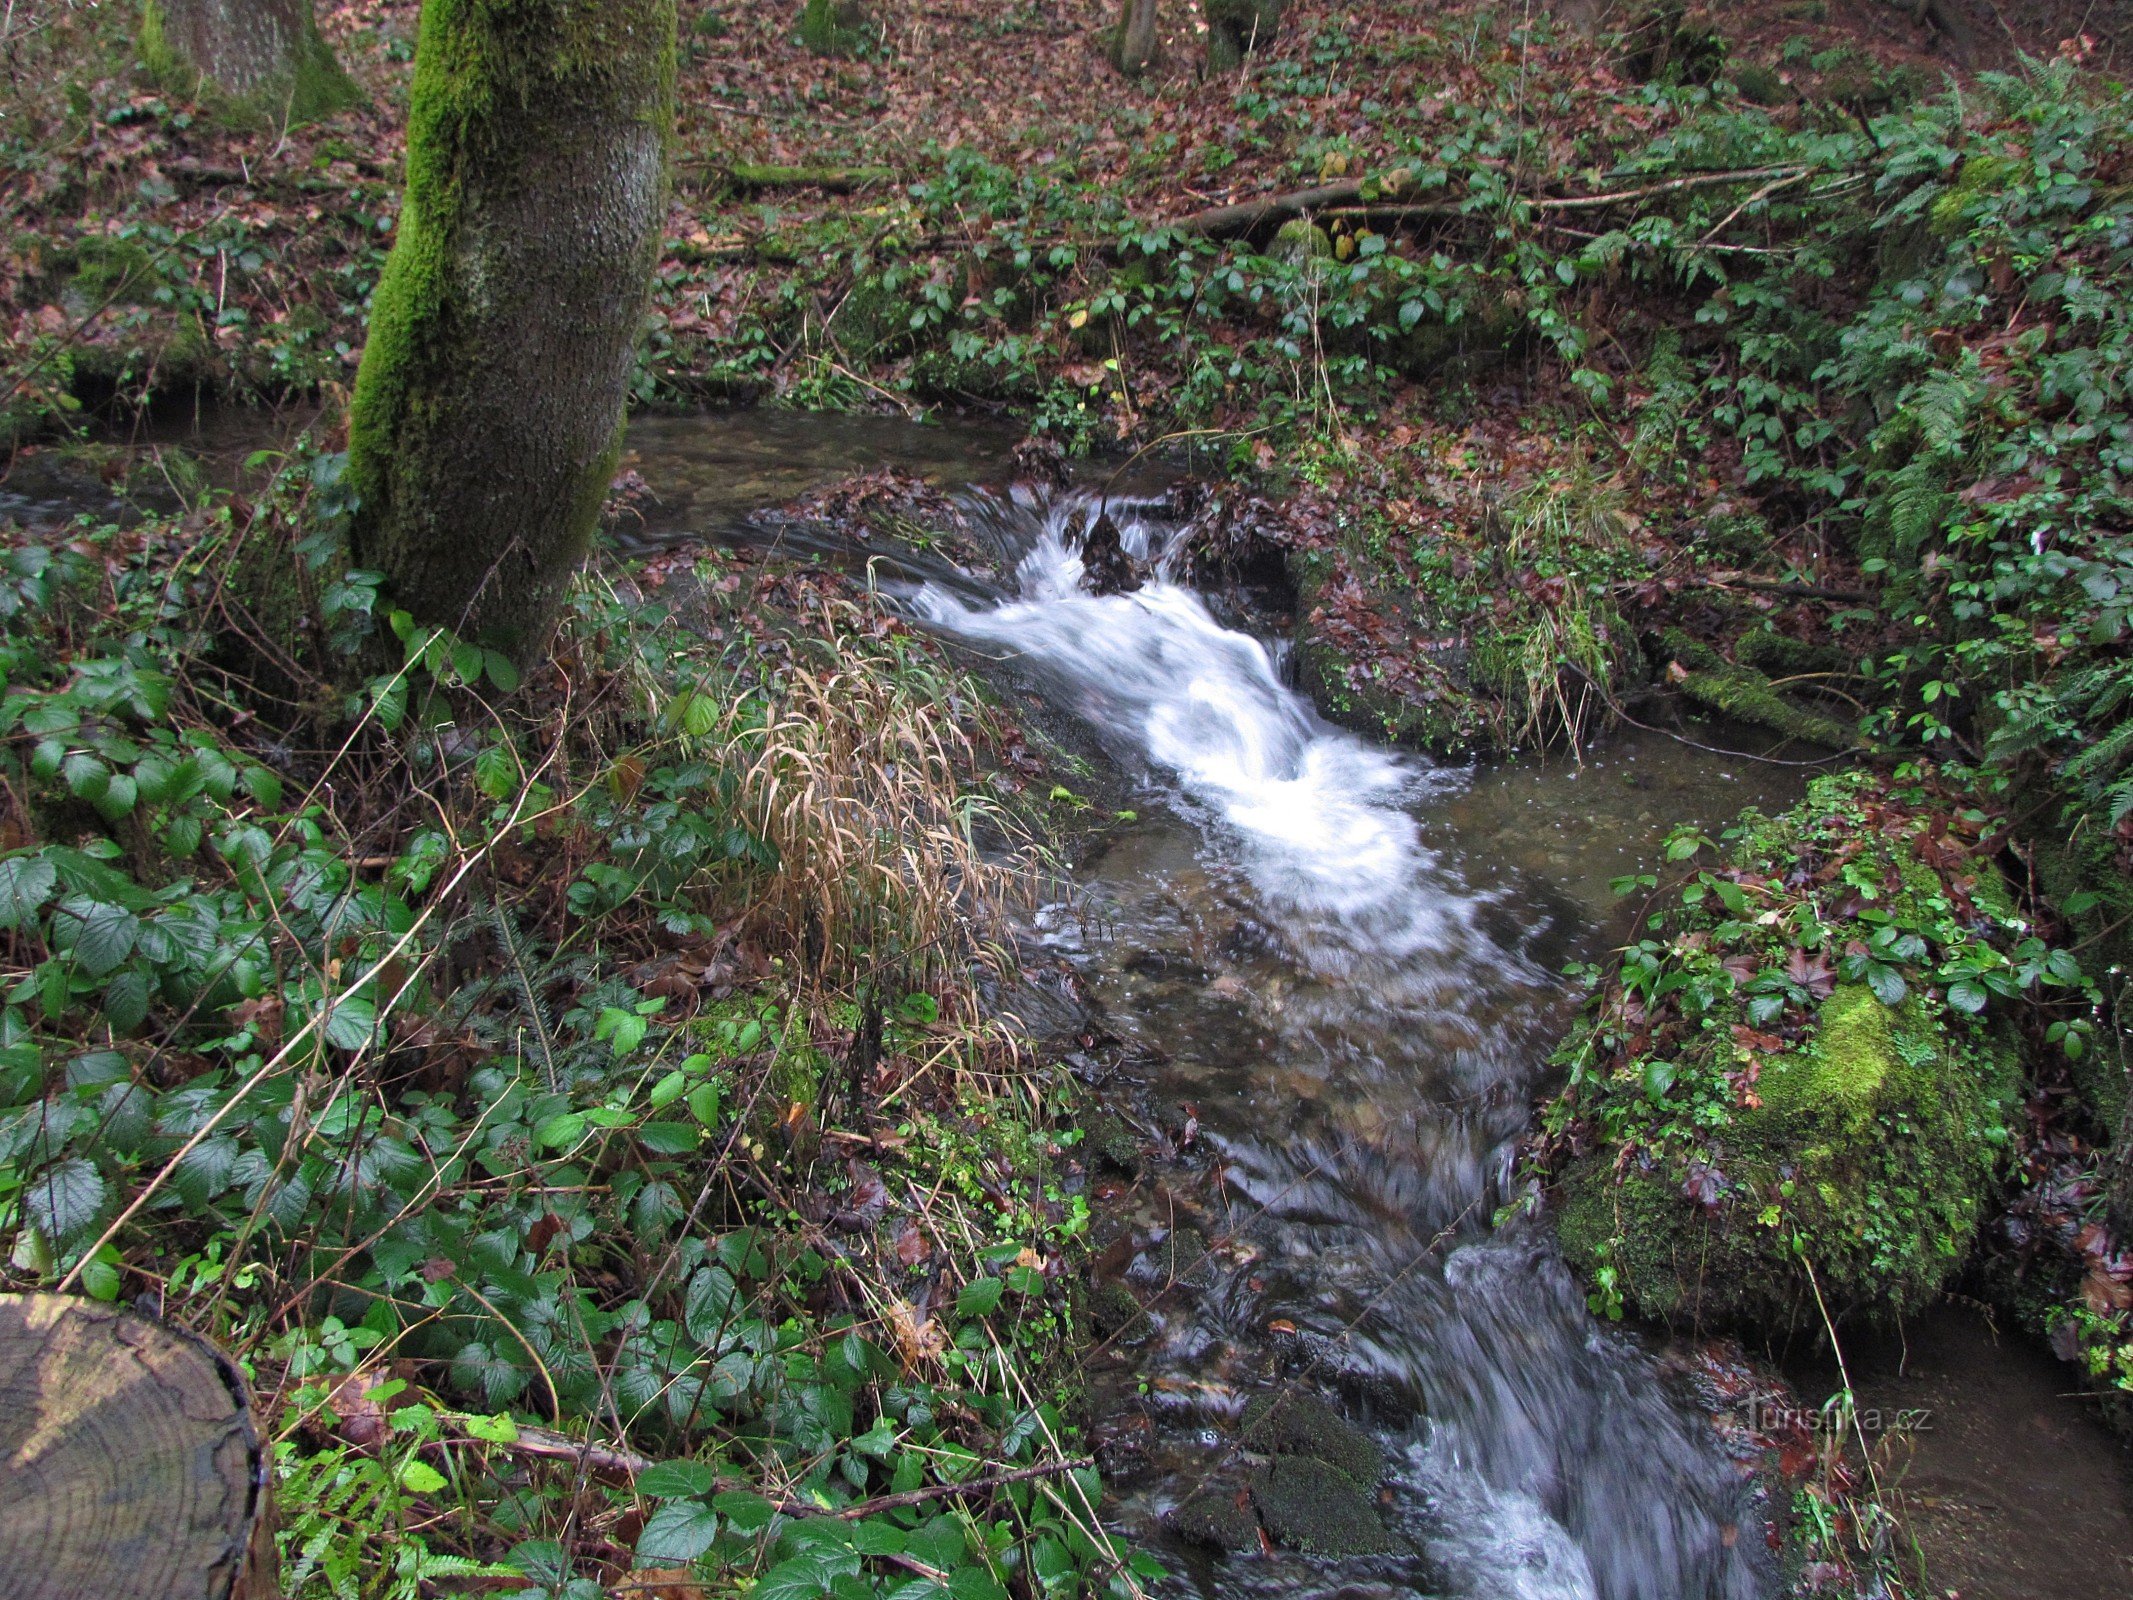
0,455,1149,1600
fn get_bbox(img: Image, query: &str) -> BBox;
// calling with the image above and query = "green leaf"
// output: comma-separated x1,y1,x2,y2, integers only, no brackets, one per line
242,766,284,810
1641,1058,1677,1101
482,651,521,692
1004,1264,1045,1296
460,1412,518,1444
70,901,137,978
851,1519,907,1556
101,969,150,1033
636,1459,718,1499
1865,964,1907,1006
25,1156,106,1246
398,1457,449,1495
535,1112,588,1151
907,1518,967,1570
473,743,521,801
948,1568,1009,1600
637,1121,700,1155
712,1489,776,1532
79,1250,122,1303
956,1277,1004,1318
92,774,137,822
636,1499,720,1563
323,996,378,1051
1945,980,1988,1014
0,856,57,930
677,692,720,738
161,815,203,859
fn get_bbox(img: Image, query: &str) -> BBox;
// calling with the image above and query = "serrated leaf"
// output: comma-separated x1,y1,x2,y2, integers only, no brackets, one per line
712,1488,776,1531
636,1499,720,1563
399,1458,449,1495
638,1121,700,1154
0,857,57,930
25,1156,105,1246
69,900,137,978
323,996,378,1051
534,1112,587,1151
956,1276,1004,1318
101,968,150,1033
637,1459,718,1498
482,651,521,692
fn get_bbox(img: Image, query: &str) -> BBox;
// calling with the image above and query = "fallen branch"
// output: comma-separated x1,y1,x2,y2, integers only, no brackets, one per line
1168,163,1825,239
1171,180,1374,236
1527,163,1815,212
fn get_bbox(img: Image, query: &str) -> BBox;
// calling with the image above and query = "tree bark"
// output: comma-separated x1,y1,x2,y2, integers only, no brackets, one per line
140,0,361,126
0,1293,276,1600
345,0,677,660
1205,0,1282,72
1109,0,1158,76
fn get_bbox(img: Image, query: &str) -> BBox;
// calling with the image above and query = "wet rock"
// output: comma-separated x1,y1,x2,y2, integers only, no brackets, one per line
1166,1483,1262,1552
1240,1390,1383,1486
1143,1225,1211,1288
1077,510,1142,596
1010,434,1069,492
1248,1456,1402,1557
1082,1109,1145,1176
1090,1279,1156,1346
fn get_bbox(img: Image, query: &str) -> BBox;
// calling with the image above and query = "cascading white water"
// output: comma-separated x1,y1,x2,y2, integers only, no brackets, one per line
905,491,1769,1600
912,497,1487,978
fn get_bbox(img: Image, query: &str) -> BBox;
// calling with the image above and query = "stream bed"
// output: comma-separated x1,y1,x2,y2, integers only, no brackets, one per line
19,402,2133,1598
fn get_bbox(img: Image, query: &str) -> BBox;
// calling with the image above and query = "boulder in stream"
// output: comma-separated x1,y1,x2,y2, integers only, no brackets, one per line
1248,1455,1403,1556
1542,772,2032,1334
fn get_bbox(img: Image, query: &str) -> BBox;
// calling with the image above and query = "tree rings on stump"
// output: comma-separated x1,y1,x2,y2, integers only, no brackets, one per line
0,1293,274,1599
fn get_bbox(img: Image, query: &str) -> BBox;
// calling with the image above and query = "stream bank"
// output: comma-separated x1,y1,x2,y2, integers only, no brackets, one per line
13,398,2133,1597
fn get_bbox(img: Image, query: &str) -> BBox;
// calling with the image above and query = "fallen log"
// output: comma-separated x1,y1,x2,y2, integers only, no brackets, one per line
724,163,895,193
0,1293,275,1600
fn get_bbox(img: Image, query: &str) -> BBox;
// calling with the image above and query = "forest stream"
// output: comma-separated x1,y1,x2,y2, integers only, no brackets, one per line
66,402,2133,1599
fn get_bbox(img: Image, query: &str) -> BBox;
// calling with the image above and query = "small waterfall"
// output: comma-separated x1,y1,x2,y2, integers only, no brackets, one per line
904,491,1770,1600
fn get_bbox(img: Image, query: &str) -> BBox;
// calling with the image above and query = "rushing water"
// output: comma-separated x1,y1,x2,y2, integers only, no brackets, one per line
908,489,1781,1600
26,404,2131,1593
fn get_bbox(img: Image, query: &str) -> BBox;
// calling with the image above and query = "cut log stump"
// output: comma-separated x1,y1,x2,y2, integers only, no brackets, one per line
0,1293,275,1600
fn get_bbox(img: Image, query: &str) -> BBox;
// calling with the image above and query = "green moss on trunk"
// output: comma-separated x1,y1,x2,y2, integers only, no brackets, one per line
139,0,361,128
344,0,676,660
797,0,871,58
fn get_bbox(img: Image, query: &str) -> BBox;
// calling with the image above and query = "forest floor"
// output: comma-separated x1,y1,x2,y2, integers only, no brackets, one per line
6,3,2133,1598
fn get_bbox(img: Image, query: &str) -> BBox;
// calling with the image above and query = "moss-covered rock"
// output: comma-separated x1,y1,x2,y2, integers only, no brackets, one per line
1248,1456,1400,1556
1239,1390,1383,1486
1544,772,2029,1334
1089,1278,1155,1345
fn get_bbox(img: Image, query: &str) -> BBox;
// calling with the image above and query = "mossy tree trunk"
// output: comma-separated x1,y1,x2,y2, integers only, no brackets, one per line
798,0,871,58
2111,1082,2133,1239
1109,0,1158,75
345,0,676,660
1205,0,1282,71
140,0,361,126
